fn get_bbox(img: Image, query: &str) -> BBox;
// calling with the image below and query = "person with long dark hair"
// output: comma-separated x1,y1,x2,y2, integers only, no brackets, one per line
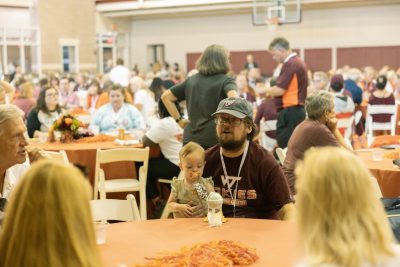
27,86,63,138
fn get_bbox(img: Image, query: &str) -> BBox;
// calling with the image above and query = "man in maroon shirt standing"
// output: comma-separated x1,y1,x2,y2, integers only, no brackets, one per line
265,37,308,148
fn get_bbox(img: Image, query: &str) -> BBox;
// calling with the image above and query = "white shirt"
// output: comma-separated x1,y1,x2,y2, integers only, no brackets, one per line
134,89,158,127
145,117,182,166
1,160,30,199
109,65,130,87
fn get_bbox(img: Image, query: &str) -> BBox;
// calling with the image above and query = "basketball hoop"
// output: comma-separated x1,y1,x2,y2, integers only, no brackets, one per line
265,17,280,31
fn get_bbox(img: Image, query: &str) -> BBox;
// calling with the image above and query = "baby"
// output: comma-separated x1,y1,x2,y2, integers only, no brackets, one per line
167,142,214,218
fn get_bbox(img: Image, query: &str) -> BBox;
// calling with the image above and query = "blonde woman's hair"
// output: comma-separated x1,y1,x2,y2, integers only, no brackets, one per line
0,160,103,267
295,147,395,267
19,82,34,98
195,44,230,75
179,141,205,161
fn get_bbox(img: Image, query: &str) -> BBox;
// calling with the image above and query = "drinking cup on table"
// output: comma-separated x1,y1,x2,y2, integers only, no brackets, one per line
39,133,48,143
118,127,125,140
53,131,61,142
95,221,109,244
372,149,383,161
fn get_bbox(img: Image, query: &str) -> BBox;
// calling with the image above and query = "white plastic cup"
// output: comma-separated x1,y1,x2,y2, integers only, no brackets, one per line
95,221,108,244
53,131,61,142
39,133,48,143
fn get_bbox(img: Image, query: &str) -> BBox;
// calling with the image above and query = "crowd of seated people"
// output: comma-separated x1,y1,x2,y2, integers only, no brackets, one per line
0,49,399,267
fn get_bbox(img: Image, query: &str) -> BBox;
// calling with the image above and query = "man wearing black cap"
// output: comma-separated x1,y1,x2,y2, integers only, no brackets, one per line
203,97,294,220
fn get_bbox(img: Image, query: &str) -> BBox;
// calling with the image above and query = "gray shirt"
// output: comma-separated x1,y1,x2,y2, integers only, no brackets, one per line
171,73,237,149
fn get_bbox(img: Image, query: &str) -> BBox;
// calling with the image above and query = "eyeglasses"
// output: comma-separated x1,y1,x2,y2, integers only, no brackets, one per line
215,116,243,127
45,93,58,98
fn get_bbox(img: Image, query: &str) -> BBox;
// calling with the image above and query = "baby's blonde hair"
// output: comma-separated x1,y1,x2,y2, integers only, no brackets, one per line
179,141,205,161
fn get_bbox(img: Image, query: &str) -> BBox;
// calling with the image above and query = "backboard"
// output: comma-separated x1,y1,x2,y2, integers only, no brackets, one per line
252,0,302,26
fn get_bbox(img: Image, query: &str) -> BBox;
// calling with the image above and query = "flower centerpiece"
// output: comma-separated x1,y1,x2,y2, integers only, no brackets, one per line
49,114,81,143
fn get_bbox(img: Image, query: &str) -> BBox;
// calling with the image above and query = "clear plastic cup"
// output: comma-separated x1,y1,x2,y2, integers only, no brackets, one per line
95,221,108,244
372,149,384,161
39,133,48,143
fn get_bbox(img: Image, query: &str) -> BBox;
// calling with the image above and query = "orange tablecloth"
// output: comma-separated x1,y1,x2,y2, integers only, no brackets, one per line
28,141,158,188
356,149,400,197
99,218,302,267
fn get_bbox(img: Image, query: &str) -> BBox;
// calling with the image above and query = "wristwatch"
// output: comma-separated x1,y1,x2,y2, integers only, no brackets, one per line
175,116,183,123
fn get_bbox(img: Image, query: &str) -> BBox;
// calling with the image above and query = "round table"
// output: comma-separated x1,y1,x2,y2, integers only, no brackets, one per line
356,149,400,197
99,218,302,267
28,140,160,187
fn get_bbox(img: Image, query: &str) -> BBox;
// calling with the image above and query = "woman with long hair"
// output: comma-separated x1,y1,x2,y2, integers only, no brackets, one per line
0,160,103,267
295,147,400,267
27,86,64,138
162,44,237,149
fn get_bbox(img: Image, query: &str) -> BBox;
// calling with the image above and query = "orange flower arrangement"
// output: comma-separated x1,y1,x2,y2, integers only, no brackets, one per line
49,114,82,142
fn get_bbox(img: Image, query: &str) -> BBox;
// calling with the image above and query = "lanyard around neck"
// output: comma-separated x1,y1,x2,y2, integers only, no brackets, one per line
219,140,249,216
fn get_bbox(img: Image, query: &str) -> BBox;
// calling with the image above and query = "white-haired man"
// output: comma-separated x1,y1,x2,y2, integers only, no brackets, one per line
0,104,42,199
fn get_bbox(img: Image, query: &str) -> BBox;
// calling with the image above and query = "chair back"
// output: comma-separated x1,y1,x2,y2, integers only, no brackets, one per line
337,115,354,141
260,119,277,151
366,104,397,136
41,150,69,164
275,147,287,165
90,194,141,221
94,147,149,220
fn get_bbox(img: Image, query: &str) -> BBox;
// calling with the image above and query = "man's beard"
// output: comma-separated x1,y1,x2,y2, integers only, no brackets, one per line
219,134,247,152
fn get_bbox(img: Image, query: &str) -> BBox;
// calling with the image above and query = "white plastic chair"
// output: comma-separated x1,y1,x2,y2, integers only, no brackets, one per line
94,147,149,220
366,104,397,139
276,147,287,165
337,115,354,141
90,194,141,221
260,119,277,152
41,150,70,165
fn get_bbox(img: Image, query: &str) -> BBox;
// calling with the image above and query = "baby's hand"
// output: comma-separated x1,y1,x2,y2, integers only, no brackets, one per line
188,201,206,218
178,204,193,217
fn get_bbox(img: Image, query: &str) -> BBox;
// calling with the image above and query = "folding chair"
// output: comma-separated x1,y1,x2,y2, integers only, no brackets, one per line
41,150,70,165
260,119,277,152
90,194,141,222
366,104,397,139
94,147,149,220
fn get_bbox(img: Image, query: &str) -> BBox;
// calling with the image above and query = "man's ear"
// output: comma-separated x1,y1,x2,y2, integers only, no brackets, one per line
246,124,252,134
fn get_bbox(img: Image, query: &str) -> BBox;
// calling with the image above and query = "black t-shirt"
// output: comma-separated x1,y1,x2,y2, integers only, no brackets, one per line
203,142,292,219
170,73,236,149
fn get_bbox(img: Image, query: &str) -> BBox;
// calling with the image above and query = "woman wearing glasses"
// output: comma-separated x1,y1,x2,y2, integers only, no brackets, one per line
27,86,64,138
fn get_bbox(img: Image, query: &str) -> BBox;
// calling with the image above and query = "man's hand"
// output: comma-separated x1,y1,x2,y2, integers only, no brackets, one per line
27,147,46,163
326,116,338,133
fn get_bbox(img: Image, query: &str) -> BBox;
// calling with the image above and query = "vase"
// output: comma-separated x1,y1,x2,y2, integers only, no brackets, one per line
60,131,74,143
